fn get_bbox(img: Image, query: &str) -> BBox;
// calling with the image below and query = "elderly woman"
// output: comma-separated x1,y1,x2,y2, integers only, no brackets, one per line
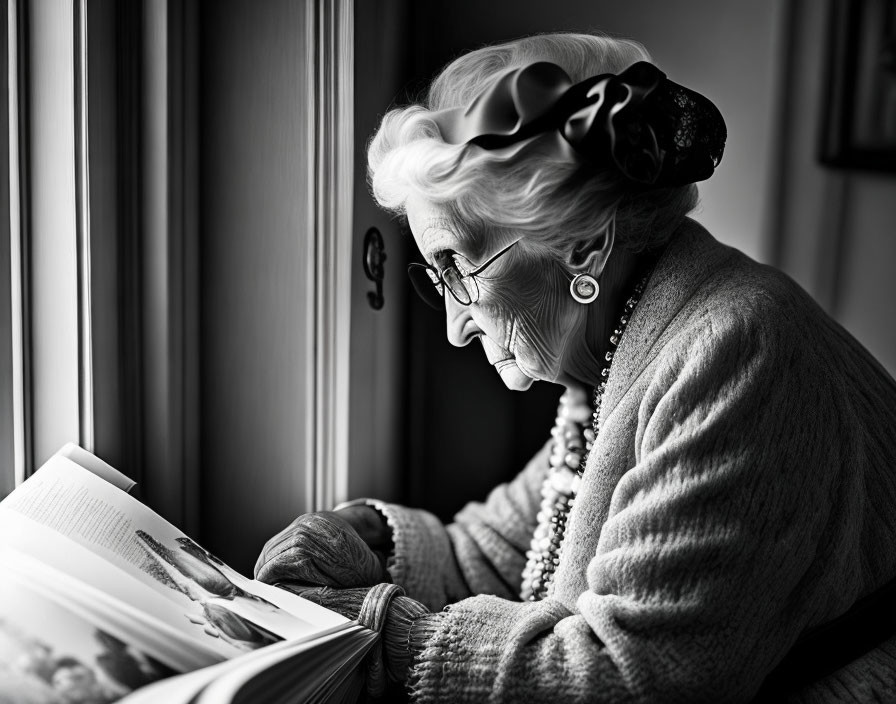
255,33,896,702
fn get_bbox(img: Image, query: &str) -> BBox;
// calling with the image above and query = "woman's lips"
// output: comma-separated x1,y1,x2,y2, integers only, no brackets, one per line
479,336,514,366
479,335,532,390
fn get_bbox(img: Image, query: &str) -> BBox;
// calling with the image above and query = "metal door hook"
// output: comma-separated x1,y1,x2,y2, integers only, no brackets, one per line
362,227,386,310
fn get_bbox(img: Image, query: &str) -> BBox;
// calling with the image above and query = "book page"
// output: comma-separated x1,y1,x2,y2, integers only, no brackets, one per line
0,557,178,704
59,442,137,493
223,627,376,704
198,625,377,704
118,626,375,704
0,511,240,667
1,455,347,650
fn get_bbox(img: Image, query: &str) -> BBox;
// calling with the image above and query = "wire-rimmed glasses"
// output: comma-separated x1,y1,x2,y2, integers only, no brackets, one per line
407,239,520,310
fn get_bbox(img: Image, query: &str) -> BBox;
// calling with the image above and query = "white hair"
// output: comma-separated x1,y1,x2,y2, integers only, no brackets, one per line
367,33,698,255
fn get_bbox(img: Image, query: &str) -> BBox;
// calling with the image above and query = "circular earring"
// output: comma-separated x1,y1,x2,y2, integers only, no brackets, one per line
570,274,599,304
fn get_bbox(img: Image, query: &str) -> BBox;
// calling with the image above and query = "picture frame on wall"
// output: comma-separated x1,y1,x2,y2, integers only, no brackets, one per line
820,0,896,171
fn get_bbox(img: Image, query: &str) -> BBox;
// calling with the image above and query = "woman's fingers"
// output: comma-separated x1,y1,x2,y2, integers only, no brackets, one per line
254,512,388,587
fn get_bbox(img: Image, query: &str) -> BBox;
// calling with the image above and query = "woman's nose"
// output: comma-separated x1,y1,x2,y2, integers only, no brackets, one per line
445,294,476,347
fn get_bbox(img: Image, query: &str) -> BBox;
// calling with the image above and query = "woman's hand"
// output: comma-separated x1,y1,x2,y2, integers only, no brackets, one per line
254,511,389,588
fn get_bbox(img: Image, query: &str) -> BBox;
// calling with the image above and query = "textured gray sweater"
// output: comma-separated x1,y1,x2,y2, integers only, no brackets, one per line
362,222,896,703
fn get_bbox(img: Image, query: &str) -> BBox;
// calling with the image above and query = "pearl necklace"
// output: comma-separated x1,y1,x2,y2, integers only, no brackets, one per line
520,273,651,602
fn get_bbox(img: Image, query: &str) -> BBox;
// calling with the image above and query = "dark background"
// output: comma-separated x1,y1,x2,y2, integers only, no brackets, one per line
370,0,896,525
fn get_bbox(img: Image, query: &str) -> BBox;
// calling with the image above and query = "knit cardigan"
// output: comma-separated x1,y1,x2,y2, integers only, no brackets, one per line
357,221,896,703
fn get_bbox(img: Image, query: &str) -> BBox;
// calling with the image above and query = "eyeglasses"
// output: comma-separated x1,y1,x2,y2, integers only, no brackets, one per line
407,239,520,310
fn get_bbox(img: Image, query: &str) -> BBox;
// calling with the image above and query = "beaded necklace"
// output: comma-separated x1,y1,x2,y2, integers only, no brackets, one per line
520,272,652,602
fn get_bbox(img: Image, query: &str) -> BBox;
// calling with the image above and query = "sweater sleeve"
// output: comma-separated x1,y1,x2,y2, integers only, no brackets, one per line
407,312,847,703
338,439,552,611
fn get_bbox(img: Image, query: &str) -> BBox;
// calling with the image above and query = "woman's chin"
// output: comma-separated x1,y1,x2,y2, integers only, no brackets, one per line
497,361,535,391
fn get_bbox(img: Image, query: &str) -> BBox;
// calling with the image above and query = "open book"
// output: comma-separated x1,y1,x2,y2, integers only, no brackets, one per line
0,445,379,703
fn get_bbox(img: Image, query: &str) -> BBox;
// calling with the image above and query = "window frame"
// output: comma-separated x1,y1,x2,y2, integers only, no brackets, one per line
3,0,356,532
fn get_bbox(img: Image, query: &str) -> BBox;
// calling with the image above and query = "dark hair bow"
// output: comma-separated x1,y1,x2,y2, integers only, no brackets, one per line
432,61,726,188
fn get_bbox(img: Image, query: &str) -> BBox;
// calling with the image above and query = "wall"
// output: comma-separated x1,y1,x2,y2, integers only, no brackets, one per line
411,0,782,262
199,0,312,573
837,176,896,374
772,0,896,375
347,0,411,503
197,0,412,570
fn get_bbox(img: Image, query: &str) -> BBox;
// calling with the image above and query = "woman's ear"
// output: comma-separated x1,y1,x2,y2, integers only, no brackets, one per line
566,220,616,274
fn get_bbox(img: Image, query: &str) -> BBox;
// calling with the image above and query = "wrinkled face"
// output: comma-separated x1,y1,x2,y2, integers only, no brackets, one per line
406,196,589,390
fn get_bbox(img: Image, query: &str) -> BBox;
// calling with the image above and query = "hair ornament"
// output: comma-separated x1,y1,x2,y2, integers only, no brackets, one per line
432,61,726,188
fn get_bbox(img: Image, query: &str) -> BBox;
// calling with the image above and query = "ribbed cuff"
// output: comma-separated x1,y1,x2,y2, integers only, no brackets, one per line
405,603,501,703
384,596,430,682
335,499,464,611
406,612,450,703
405,596,577,704
408,612,447,658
